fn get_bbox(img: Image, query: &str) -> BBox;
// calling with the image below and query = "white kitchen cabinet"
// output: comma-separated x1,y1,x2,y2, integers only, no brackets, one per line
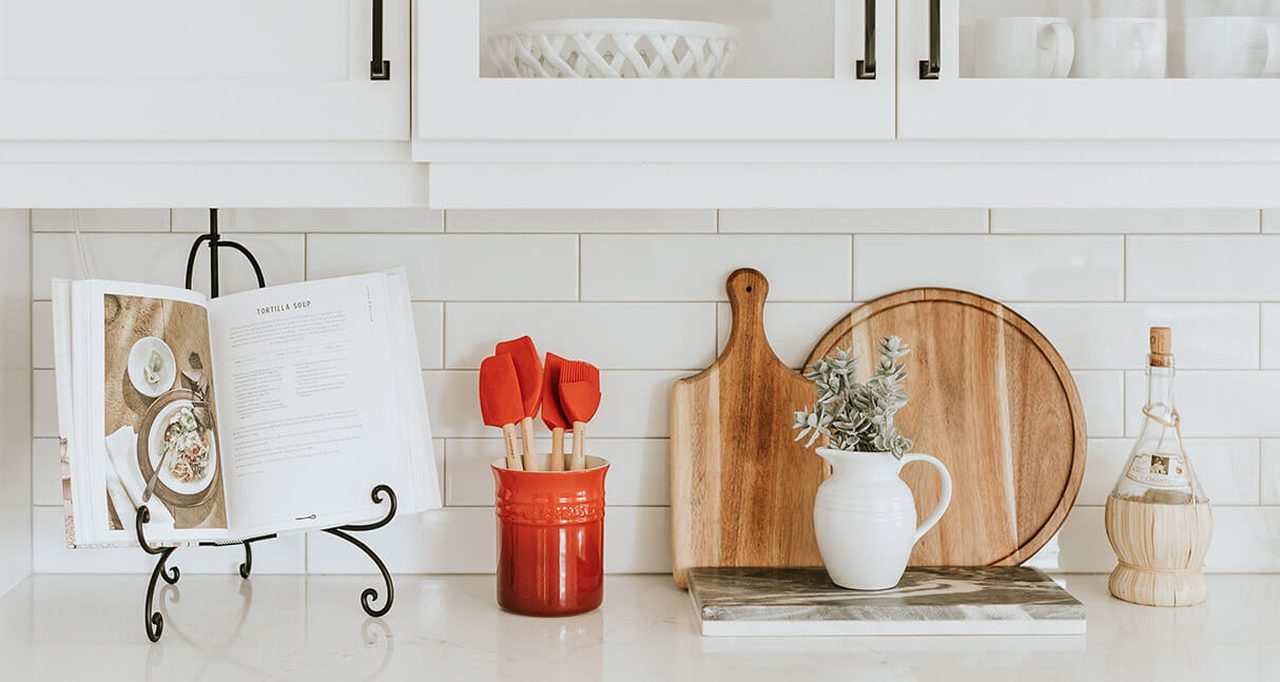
0,0,409,140
899,0,1280,139
416,0,895,144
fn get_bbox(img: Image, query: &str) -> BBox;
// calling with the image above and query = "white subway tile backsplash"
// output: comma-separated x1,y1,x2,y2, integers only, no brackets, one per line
1201,507,1280,572
307,234,578,301
32,507,306,573
1262,440,1280,504
32,232,304,300
716,302,855,370
719,209,988,233
1264,209,1280,232
445,302,715,370
173,208,443,233
1079,439,1259,506
1128,236,1280,301
445,438,669,507
1031,505,1280,573
31,438,60,507
23,207,1280,575
1072,371,1126,438
31,209,170,232
306,506,670,574
31,301,52,369
447,209,715,233
1017,303,1259,370
992,209,1260,234
581,235,852,301
854,235,1124,301
426,370,684,439
1025,507,1111,572
1259,437,1280,501
1125,371,1280,438
413,302,444,369
32,369,56,438
1263,305,1280,368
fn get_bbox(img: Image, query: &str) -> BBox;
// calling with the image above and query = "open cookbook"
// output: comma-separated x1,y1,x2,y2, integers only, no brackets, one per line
52,270,440,547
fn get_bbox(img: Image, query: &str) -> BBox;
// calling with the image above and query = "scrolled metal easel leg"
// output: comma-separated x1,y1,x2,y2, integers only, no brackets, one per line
137,506,180,642
239,540,254,579
321,485,398,618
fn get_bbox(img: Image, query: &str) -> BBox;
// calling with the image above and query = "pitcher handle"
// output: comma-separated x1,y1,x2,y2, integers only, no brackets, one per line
900,453,952,543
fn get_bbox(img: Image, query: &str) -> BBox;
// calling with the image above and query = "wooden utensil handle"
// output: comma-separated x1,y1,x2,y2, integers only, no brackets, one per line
520,417,538,471
502,424,522,471
550,427,566,471
570,422,586,471
722,268,769,359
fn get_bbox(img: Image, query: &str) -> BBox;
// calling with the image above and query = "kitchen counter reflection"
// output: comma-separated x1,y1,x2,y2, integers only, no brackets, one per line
1,573,1277,681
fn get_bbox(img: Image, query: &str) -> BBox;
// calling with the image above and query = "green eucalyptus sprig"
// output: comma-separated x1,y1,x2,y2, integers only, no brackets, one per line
793,336,913,459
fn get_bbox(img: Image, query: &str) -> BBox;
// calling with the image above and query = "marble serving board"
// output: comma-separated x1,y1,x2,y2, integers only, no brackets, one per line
688,566,1086,636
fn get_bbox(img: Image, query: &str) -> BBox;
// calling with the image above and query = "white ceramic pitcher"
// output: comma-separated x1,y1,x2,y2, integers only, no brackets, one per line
813,449,952,590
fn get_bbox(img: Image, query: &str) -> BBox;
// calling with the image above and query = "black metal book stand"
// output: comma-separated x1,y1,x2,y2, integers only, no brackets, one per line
134,209,396,642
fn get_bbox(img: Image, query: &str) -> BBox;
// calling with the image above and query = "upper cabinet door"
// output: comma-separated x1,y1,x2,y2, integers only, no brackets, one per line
898,0,1280,139
0,0,409,140
417,0,895,143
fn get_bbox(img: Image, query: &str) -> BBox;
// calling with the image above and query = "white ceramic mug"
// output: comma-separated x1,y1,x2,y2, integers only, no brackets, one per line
1185,16,1280,78
973,16,1075,78
1075,18,1168,78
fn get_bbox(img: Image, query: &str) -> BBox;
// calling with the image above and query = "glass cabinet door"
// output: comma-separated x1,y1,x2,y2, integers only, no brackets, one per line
418,0,895,142
898,0,1280,138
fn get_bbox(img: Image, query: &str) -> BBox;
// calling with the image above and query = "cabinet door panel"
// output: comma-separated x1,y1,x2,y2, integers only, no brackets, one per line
0,0,409,140
417,0,895,143
898,0,1280,139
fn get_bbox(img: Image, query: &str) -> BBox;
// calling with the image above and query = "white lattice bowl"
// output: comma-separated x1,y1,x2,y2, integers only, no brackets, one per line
488,18,739,78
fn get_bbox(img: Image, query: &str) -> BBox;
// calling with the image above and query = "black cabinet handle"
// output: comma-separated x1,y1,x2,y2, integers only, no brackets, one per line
919,0,941,79
855,0,876,79
370,0,391,80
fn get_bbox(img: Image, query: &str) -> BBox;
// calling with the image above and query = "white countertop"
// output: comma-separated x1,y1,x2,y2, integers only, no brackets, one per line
1,573,1277,681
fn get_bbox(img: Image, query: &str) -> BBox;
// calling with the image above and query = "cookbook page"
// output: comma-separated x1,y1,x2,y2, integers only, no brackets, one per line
208,272,430,536
56,280,229,546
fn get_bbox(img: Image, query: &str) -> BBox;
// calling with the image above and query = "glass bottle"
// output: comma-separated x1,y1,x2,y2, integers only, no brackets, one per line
1105,327,1212,607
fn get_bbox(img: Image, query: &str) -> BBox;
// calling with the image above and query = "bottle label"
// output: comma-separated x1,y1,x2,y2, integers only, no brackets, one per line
1125,452,1190,489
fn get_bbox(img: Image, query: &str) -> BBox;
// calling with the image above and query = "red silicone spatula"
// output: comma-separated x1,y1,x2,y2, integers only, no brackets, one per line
495,336,543,471
558,360,601,471
479,353,525,471
541,353,569,471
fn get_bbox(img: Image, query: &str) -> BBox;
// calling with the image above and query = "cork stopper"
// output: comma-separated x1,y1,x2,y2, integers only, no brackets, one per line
1149,327,1172,367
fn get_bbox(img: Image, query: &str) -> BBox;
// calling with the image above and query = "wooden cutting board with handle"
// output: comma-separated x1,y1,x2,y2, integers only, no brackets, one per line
805,288,1087,567
670,268,827,588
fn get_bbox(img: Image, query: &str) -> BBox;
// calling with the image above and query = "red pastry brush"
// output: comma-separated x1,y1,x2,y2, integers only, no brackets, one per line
558,360,601,471
495,336,543,471
541,353,569,471
479,354,524,470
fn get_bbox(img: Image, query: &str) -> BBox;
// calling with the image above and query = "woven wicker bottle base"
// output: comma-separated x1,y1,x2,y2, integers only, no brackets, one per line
1105,495,1212,608
1108,563,1207,607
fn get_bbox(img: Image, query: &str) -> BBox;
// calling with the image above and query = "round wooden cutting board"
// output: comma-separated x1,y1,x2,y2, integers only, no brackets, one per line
805,289,1086,566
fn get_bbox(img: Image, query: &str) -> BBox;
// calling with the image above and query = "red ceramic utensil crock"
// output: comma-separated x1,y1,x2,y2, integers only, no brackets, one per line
492,456,609,616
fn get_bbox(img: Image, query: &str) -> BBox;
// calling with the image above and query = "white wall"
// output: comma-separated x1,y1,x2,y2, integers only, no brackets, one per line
23,207,1280,575
1,210,32,594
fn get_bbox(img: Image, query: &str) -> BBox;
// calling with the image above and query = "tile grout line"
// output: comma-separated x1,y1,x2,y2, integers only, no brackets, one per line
1122,234,1128,302
27,209,36,518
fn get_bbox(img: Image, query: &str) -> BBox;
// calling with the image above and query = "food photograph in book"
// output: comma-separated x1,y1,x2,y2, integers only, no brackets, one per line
102,293,227,531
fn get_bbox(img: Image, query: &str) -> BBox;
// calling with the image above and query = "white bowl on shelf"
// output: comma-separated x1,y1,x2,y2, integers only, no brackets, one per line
488,18,739,79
